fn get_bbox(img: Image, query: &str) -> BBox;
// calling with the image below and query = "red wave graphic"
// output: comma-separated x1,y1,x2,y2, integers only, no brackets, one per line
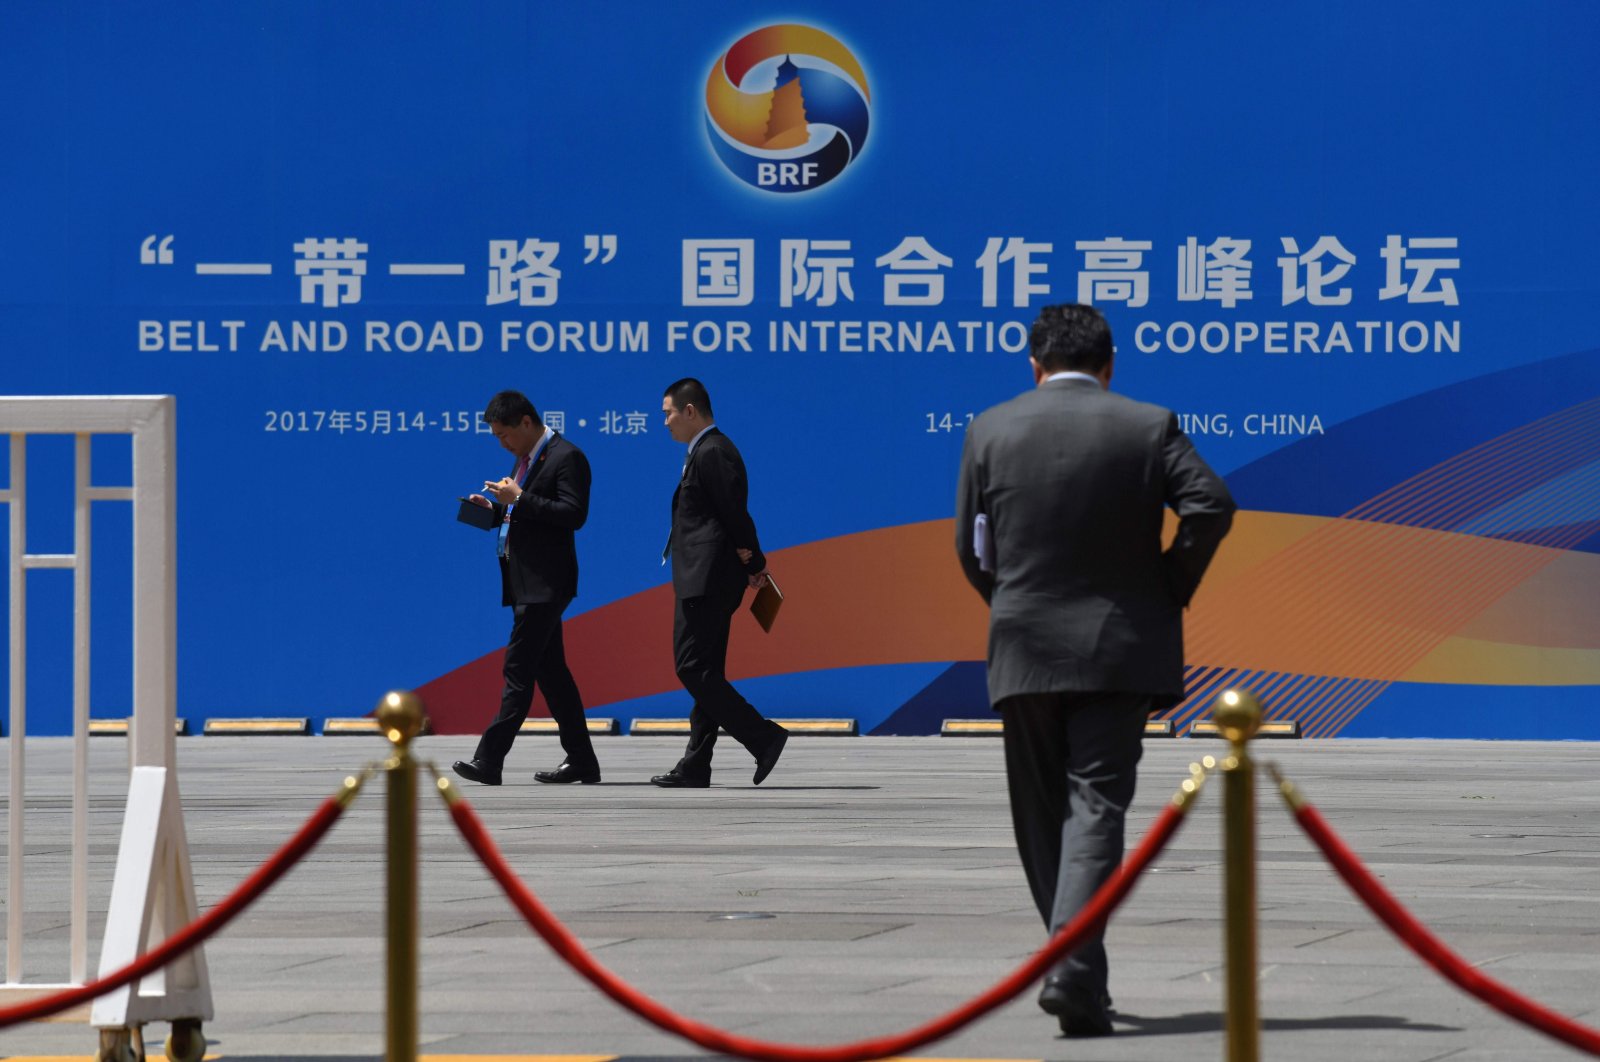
417,520,987,734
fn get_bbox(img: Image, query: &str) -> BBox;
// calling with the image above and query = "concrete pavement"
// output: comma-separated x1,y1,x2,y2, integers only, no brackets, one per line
3,733,1599,1061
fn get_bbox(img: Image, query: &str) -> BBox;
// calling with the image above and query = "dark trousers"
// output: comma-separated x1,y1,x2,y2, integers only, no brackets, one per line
670,581,779,779
999,690,1149,996
473,600,597,772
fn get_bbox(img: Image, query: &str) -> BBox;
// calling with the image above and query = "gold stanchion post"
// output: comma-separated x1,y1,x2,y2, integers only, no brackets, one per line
376,690,426,1062
1215,688,1262,1062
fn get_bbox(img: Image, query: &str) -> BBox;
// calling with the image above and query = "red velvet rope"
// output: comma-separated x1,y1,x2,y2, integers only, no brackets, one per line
448,795,1190,1062
0,794,349,1029
1291,799,1600,1056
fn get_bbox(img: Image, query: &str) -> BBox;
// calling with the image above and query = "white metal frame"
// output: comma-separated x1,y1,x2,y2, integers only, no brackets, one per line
1,395,212,1030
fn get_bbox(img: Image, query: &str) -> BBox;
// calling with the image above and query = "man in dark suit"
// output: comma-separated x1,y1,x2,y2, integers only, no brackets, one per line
452,390,601,787
650,377,788,788
955,305,1234,1037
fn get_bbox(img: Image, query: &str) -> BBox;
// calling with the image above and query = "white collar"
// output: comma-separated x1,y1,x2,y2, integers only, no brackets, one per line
525,425,554,457
1044,371,1103,387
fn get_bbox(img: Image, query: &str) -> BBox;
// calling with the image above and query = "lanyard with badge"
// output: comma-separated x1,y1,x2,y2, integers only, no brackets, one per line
498,430,553,558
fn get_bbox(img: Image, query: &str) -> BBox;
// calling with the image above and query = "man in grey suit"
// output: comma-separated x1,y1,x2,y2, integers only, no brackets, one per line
955,304,1234,1037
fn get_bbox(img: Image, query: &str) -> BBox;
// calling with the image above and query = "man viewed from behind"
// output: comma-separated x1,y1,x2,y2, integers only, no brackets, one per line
652,377,788,788
955,304,1235,1037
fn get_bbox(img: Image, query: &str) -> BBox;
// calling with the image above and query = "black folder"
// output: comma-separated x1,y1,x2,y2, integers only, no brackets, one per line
456,497,498,530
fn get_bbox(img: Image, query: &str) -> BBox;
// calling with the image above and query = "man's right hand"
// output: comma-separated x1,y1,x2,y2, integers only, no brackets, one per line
468,494,493,508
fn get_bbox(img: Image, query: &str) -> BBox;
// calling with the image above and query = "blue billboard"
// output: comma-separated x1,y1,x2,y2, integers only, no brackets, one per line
3,1,1597,738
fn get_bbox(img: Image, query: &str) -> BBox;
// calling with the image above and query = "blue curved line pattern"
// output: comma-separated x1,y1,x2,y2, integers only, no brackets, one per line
1224,346,1600,528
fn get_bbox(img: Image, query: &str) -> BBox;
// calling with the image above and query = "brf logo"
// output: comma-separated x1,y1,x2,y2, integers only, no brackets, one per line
704,24,871,194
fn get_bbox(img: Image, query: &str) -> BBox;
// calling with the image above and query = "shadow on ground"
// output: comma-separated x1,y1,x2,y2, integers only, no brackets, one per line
1109,1010,1463,1037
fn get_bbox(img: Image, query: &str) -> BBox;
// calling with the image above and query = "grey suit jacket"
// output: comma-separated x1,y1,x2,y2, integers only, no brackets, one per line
955,378,1235,708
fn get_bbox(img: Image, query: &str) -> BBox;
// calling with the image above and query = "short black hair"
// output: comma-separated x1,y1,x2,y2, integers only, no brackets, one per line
484,390,540,428
663,377,713,418
1030,304,1114,374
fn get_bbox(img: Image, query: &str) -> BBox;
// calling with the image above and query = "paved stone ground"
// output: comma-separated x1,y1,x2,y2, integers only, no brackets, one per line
3,734,1599,1061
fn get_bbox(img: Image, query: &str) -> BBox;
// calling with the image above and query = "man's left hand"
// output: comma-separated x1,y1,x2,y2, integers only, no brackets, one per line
484,477,523,505
748,569,770,588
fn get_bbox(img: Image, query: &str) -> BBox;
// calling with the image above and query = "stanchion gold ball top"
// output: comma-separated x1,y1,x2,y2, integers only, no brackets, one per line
1212,687,1263,744
374,689,427,746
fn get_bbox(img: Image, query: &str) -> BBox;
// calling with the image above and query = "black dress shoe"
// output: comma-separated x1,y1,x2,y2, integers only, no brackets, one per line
534,761,601,784
752,728,788,785
650,769,710,788
1036,975,1111,1010
1037,976,1113,1037
1036,975,1070,1014
452,759,502,786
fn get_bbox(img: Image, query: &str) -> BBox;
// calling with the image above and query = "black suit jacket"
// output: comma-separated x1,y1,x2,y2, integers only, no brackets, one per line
667,428,765,599
487,432,590,606
955,378,1234,708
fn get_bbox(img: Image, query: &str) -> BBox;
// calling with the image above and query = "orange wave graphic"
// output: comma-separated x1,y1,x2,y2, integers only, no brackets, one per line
417,513,1600,734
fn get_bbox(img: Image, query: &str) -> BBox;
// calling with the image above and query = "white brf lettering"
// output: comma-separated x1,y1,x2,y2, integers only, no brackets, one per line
757,162,821,187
